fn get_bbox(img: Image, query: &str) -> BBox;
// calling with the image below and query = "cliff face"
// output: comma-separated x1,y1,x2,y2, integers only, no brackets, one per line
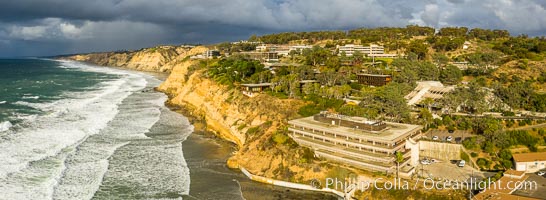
157,61,332,181
64,46,336,182
66,46,208,72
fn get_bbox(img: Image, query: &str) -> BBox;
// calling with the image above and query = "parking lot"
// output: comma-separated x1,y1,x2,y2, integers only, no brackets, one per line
424,130,474,144
512,173,546,199
415,158,490,182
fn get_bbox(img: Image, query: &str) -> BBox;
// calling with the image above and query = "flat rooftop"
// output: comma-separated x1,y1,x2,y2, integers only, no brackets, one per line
513,152,546,162
240,83,272,87
289,116,421,142
356,73,391,77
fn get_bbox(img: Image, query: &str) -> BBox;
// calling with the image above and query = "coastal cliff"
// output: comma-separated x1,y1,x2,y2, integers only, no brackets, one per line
157,60,333,181
63,46,337,182
65,46,208,72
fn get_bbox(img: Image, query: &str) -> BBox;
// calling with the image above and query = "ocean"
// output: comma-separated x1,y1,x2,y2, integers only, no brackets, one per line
0,59,339,200
0,59,194,199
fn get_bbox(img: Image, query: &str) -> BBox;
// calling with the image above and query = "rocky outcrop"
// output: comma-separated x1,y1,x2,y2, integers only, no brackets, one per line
65,46,208,72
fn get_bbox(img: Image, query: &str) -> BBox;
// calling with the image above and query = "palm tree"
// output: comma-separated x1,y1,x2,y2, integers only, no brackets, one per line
395,151,404,179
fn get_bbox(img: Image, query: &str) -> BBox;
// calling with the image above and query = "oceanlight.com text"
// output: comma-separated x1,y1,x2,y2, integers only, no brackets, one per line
311,178,538,192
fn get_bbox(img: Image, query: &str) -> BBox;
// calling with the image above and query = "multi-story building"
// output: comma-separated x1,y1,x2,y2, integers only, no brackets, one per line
236,52,279,62
256,44,312,56
356,74,392,86
362,44,385,55
338,44,397,58
288,111,422,175
337,44,368,57
203,50,220,58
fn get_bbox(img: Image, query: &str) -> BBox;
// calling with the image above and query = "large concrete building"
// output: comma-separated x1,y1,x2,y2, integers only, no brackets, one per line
513,152,546,173
256,44,312,56
337,44,397,58
288,111,422,175
236,52,279,62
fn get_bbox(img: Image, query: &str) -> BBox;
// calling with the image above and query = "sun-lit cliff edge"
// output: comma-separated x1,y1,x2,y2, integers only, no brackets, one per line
60,46,336,183
64,46,208,72
157,60,337,180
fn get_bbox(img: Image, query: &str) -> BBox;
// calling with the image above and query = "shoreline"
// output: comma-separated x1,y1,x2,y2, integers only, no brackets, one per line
165,98,339,200
54,58,340,199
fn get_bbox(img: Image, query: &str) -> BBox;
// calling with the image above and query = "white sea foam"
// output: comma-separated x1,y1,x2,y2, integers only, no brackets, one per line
0,61,148,199
12,113,38,123
21,96,40,100
0,121,12,132
0,60,192,199
0,101,6,104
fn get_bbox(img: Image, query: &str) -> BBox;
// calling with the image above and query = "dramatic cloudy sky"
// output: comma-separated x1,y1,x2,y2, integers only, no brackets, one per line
1,0,546,57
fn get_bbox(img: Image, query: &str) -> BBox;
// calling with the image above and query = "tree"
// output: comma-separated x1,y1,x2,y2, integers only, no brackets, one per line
440,89,463,114
465,82,488,114
352,50,364,65
287,74,300,98
302,82,315,96
421,98,435,112
494,80,535,111
419,108,433,130
406,40,428,60
365,83,411,121
437,27,468,37
303,46,331,66
439,64,463,85
395,151,404,179
432,53,449,67
288,50,298,62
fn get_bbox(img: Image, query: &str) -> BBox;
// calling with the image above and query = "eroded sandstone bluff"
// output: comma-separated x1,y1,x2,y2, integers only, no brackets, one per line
66,46,207,72
159,60,336,180
63,46,334,183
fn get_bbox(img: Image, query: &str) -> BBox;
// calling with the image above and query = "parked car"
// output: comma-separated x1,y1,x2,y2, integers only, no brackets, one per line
431,159,438,163
446,136,453,142
458,160,466,167
421,159,431,165
432,136,439,140
538,171,545,176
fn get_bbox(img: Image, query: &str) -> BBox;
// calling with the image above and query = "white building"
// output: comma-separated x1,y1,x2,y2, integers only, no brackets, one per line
337,44,397,58
288,111,422,175
256,44,312,56
203,50,220,58
337,44,368,57
513,152,546,173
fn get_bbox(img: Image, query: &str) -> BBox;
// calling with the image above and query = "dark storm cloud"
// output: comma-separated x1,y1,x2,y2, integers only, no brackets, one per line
446,0,465,4
0,0,545,57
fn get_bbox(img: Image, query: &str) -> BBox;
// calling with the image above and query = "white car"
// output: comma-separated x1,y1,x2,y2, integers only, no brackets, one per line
430,159,438,163
458,160,466,167
432,136,439,140
446,136,453,142
538,171,545,176
421,159,431,165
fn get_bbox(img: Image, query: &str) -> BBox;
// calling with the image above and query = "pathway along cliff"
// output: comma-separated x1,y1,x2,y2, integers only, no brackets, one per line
63,47,339,199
